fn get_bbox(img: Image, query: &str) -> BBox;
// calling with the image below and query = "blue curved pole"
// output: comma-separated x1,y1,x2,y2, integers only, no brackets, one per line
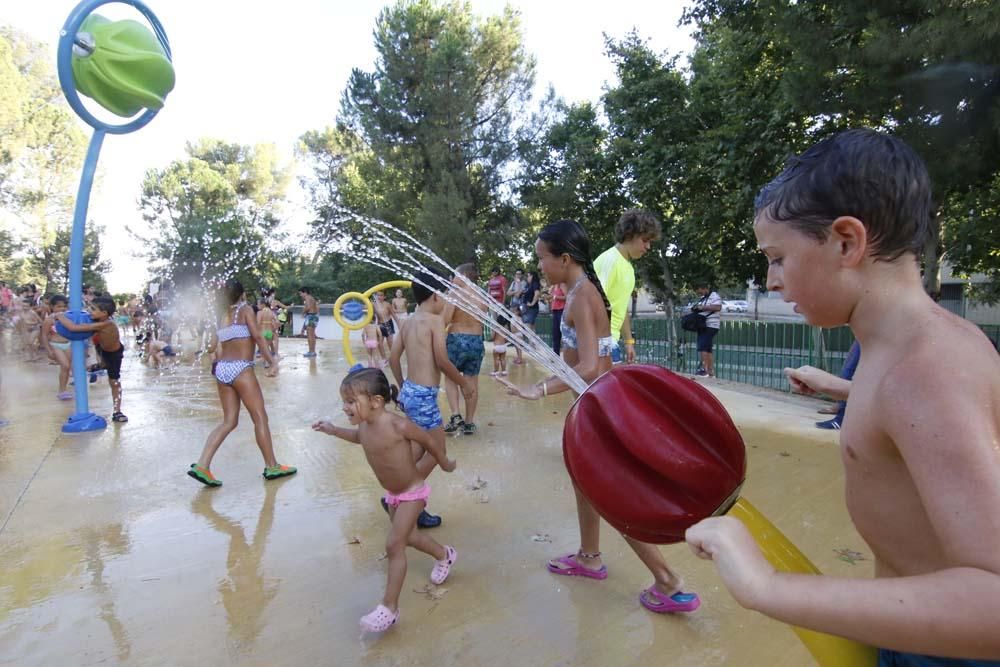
63,129,107,432
56,0,171,433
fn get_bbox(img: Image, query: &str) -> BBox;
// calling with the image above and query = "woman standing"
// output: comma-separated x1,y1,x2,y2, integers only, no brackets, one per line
692,282,722,377
520,271,542,339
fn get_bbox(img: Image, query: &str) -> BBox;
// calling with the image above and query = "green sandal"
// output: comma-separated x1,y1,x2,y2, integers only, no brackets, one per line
263,464,297,480
188,463,222,487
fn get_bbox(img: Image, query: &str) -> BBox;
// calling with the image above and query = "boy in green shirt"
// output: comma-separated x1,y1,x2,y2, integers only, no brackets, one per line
594,209,662,363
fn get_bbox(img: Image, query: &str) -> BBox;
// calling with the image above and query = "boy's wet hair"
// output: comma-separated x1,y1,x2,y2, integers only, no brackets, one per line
298,286,311,294
754,129,934,261
50,294,68,307
342,367,399,405
615,208,662,244
411,271,447,305
92,296,116,315
454,263,478,281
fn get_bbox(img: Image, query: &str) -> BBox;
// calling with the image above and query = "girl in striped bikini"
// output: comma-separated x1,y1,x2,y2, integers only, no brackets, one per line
188,279,296,487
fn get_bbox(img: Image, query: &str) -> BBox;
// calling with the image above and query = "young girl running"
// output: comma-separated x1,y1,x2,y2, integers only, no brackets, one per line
187,279,296,487
312,367,457,633
498,219,699,615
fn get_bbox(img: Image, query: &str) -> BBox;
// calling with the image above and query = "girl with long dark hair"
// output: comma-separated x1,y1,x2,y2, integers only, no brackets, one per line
500,220,699,615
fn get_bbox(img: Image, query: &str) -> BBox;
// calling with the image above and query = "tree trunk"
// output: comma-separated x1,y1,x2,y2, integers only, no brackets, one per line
922,229,941,300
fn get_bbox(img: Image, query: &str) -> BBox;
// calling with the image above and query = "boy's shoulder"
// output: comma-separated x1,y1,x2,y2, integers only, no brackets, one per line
876,306,998,411
408,310,441,326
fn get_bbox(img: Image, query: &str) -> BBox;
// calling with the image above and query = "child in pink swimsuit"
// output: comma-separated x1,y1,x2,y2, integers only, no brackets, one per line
312,367,458,633
361,322,383,367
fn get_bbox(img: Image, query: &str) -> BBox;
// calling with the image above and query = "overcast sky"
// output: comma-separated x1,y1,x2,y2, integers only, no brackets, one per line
2,0,694,292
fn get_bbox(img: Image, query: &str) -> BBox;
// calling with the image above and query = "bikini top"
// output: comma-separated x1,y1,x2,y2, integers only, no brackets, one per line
217,302,251,343
559,276,614,356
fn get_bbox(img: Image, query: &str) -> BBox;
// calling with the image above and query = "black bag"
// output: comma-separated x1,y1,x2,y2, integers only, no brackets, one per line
681,296,710,332
680,311,707,332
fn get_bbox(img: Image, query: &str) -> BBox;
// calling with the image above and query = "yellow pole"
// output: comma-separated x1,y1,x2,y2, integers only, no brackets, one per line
731,498,878,666
333,281,412,367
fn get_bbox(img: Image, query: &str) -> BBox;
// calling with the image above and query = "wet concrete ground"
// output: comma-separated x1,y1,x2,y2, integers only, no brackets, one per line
0,335,871,665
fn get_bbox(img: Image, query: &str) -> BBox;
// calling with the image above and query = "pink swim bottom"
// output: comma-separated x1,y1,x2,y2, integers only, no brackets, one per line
365,340,378,350
384,484,431,508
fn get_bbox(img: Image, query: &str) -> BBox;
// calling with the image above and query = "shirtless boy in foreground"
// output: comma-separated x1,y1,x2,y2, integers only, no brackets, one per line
686,129,1000,665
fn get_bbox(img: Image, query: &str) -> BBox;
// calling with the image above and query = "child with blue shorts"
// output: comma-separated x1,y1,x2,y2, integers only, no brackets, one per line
388,271,476,528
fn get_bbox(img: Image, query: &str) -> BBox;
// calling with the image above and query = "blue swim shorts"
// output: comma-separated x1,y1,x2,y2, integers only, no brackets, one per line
304,313,319,328
446,333,485,376
879,649,1000,666
398,379,443,430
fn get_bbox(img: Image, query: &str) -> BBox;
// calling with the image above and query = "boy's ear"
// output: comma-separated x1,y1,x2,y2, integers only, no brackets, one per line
830,216,868,268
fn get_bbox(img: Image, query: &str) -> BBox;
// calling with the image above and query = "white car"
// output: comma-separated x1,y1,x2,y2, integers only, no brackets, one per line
722,300,749,313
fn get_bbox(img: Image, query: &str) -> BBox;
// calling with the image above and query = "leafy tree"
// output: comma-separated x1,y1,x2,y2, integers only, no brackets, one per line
519,101,628,252
683,0,1000,300
27,222,111,295
305,0,544,266
137,139,290,290
0,27,89,292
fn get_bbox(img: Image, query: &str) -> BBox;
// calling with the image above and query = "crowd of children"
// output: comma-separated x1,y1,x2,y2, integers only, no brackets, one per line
5,129,999,663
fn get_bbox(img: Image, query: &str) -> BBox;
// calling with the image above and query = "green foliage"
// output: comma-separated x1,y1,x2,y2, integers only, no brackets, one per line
137,138,291,290
27,222,111,295
682,0,1000,299
521,1,999,306
302,0,543,269
0,26,90,292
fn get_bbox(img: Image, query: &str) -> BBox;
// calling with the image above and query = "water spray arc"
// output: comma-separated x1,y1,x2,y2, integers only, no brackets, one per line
332,214,587,393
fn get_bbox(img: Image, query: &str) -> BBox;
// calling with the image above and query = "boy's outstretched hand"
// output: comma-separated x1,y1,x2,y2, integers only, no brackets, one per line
685,516,775,610
783,365,828,395
440,457,457,473
312,420,335,434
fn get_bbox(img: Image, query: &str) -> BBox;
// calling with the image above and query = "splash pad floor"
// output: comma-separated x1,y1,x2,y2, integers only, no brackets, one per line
0,336,869,665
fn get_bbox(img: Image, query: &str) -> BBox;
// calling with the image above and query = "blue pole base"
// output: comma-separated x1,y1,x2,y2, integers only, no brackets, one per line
62,412,108,433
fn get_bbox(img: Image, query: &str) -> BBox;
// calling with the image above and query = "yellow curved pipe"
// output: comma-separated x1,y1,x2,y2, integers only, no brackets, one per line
334,281,412,366
732,498,877,666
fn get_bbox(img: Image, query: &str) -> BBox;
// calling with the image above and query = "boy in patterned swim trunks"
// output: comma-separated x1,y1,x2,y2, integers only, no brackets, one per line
389,271,476,528
442,263,485,436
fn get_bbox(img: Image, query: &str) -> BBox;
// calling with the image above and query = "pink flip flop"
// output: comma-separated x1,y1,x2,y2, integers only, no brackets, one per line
546,553,608,580
430,545,457,585
639,585,700,613
360,604,399,632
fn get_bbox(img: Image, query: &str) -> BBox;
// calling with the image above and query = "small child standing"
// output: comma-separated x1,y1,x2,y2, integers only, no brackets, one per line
312,368,457,633
56,297,128,423
256,299,279,363
490,315,509,377
361,321,383,367
40,295,73,400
